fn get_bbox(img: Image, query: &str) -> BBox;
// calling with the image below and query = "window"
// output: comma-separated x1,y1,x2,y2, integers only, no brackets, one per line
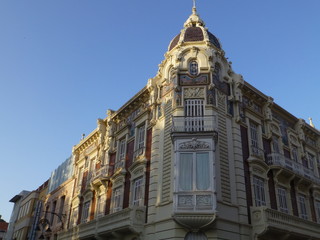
189,60,198,76
112,187,122,213
96,196,105,217
179,152,210,191
307,152,315,170
272,136,280,153
176,150,214,211
58,196,65,222
277,187,288,213
291,146,298,162
118,139,126,161
250,122,261,156
71,207,78,226
136,125,145,153
82,201,90,223
253,176,266,206
184,99,204,132
78,167,84,189
298,194,308,220
51,201,57,224
315,201,320,223
132,177,144,206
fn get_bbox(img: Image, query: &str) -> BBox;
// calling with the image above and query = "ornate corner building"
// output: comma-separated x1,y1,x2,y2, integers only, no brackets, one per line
7,4,320,240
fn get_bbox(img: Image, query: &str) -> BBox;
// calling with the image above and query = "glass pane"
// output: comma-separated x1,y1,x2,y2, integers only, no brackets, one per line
179,153,193,191
196,153,209,190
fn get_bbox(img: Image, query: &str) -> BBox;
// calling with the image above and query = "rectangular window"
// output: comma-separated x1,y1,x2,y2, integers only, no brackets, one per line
96,196,105,217
315,201,320,223
272,136,280,153
133,177,144,206
178,152,210,191
250,122,260,156
307,152,315,170
253,176,266,206
82,201,90,223
277,187,288,213
58,196,65,222
118,139,126,161
292,146,298,162
51,201,57,224
298,194,308,220
136,125,145,155
184,99,204,132
112,187,122,213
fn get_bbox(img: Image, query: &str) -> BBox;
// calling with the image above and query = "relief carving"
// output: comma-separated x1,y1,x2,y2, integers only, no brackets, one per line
179,138,210,150
184,87,205,99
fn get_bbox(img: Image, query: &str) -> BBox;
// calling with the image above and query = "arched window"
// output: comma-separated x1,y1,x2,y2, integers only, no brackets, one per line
189,60,198,76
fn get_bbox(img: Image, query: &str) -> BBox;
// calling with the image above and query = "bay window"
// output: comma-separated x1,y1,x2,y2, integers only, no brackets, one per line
174,138,215,212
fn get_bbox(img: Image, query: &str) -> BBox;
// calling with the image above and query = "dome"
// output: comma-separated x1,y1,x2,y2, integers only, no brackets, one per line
168,6,221,51
168,28,221,51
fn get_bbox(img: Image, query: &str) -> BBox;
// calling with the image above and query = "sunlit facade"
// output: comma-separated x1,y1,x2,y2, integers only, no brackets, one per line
7,4,320,240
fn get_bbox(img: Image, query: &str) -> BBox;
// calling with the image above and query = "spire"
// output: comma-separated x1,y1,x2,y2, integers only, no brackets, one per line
184,0,205,27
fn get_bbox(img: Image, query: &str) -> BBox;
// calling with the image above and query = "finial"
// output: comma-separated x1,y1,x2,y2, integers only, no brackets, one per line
309,117,315,128
192,0,197,13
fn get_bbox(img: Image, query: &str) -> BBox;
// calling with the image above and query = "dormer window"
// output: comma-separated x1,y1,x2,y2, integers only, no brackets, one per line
189,60,198,76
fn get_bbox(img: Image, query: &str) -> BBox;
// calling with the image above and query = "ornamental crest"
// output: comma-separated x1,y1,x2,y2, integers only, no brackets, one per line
179,138,210,150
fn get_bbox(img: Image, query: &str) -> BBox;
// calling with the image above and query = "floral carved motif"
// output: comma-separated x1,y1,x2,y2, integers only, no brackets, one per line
184,87,205,99
179,138,210,150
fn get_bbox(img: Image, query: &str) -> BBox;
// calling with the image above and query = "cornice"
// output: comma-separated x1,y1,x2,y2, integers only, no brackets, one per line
73,130,99,154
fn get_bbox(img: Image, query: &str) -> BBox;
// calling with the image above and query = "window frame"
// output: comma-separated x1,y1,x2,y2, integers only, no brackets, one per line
298,194,308,220
132,176,144,206
112,186,123,213
253,176,266,207
277,187,288,213
81,201,90,223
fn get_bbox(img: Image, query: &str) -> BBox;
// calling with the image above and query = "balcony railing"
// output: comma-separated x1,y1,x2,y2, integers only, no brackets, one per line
91,165,109,181
172,115,216,133
133,147,145,160
250,145,264,158
114,159,125,171
58,207,146,240
251,207,320,239
267,153,318,182
174,191,216,212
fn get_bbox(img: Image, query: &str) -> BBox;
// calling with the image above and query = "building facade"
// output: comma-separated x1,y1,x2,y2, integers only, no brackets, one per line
8,4,320,240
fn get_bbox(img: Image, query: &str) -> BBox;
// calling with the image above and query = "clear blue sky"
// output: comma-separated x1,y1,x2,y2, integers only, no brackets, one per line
1,0,319,221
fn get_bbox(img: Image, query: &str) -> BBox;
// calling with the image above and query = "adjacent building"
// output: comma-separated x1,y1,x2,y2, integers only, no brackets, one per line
7,4,320,240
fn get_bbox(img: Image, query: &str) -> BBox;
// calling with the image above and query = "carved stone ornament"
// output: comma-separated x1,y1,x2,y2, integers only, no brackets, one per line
179,138,210,151
184,87,205,99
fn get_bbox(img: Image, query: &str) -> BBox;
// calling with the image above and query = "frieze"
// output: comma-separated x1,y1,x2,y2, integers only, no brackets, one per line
179,74,209,86
184,87,205,99
179,138,210,150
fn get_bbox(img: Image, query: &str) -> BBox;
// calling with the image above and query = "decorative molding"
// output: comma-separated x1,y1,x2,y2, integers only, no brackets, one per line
178,138,210,151
184,87,205,99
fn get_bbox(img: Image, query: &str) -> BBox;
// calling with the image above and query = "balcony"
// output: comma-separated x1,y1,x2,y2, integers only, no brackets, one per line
251,207,320,239
267,153,318,183
133,147,145,160
172,115,217,133
58,207,146,240
173,191,216,231
114,159,125,172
